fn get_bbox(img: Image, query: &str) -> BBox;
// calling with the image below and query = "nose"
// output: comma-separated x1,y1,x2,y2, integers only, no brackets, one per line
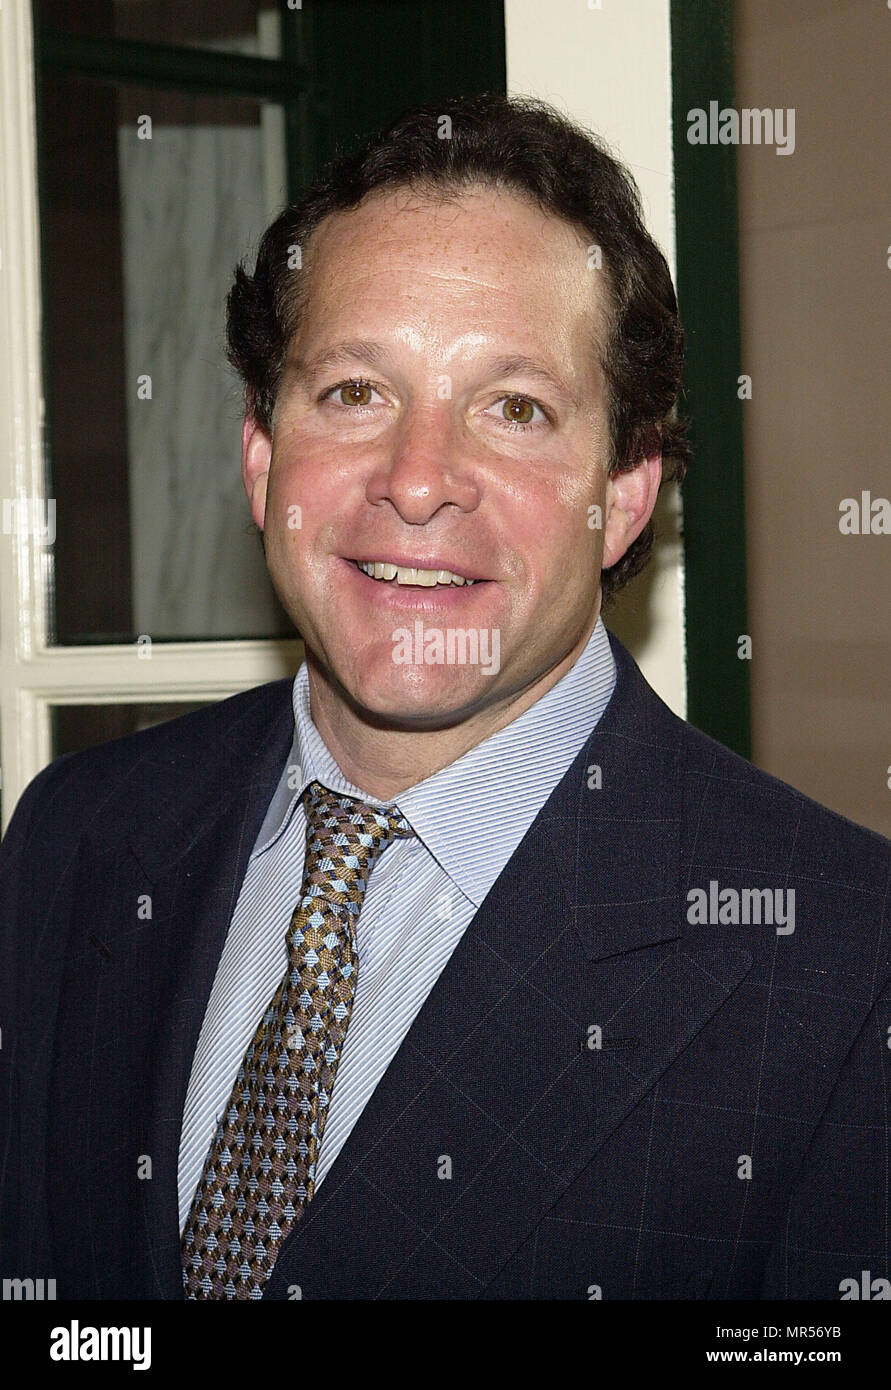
365,401,481,524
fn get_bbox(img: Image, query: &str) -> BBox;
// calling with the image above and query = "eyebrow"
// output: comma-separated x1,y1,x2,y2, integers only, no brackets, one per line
287,341,580,406
480,354,580,406
287,340,388,385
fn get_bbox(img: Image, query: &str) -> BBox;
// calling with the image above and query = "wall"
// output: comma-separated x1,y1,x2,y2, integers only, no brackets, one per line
505,0,685,715
736,0,890,835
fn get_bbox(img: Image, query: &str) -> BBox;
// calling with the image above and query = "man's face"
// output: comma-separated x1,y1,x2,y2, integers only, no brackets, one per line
245,183,648,727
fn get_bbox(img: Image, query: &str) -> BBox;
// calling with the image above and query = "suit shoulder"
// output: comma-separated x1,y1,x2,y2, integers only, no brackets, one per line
3,678,293,847
675,715,891,895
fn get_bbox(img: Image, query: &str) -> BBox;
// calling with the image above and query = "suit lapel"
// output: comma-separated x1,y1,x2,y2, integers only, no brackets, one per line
100,682,295,1297
263,637,753,1298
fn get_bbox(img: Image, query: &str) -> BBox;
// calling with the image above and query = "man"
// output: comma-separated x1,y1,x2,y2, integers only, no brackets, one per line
1,94,889,1302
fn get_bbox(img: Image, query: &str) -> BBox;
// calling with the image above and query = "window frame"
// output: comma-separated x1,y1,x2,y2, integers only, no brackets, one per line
0,5,305,824
671,0,751,757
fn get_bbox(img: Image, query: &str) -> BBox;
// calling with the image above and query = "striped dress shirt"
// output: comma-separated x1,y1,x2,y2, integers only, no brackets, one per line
177,617,616,1231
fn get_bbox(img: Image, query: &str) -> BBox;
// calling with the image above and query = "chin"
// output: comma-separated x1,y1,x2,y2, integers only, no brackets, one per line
343,666,498,729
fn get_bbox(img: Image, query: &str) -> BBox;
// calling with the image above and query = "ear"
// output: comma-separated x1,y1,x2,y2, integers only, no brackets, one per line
601,451,662,571
242,413,272,529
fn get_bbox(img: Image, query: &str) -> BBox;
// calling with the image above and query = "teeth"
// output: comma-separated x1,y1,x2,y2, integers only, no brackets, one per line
357,560,475,586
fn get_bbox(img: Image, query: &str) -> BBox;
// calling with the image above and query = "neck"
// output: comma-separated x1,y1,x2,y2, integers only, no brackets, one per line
305,617,600,799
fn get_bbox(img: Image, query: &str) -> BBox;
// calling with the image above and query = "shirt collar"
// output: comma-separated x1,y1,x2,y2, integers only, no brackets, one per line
253,619,616,907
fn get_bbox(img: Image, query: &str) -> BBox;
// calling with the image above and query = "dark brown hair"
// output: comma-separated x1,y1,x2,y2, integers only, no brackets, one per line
227,93,689,599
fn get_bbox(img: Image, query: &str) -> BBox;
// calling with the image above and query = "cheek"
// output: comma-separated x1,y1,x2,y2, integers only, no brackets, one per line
267,447,340,546
517,472,604,581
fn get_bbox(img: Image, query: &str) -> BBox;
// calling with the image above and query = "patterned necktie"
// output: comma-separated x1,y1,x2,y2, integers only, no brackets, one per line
182,780,413,1299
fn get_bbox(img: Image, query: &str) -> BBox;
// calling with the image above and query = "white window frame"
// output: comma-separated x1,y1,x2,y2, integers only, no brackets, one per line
0,3,300,829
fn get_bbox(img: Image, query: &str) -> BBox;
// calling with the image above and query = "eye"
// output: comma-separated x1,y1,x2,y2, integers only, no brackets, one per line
323,378,386,409
491,394,548,430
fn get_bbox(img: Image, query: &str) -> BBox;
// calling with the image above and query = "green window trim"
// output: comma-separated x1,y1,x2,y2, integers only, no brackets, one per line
37,30,312,100
671,0,751,758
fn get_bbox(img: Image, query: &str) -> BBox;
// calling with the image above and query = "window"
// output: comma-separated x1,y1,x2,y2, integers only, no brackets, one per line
0,0,505,822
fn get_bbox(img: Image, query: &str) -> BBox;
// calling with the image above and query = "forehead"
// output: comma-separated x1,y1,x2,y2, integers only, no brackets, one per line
295,182,609,359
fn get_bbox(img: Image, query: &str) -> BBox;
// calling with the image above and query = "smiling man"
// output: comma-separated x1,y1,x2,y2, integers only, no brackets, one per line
1,94,889,1303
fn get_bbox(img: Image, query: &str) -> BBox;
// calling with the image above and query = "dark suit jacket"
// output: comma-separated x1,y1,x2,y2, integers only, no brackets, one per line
1,632,889,1300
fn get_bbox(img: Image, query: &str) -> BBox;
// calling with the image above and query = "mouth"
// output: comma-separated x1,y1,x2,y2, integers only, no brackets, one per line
350,558,483,588
341,556,495,609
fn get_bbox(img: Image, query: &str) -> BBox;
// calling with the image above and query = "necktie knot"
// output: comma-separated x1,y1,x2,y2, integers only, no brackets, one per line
301,781,413,923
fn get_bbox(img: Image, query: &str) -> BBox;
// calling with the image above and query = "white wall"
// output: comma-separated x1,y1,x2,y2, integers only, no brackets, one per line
504,0,685,715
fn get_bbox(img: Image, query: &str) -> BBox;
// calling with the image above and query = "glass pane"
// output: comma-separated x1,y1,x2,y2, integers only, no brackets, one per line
37,74,293,642
52,701,212,756
36,0,284,58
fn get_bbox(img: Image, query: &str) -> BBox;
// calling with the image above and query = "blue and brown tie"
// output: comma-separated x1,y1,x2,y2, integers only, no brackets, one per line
181,780,413,1299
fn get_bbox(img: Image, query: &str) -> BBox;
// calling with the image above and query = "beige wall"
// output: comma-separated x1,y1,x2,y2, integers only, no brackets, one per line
736,0,891,836
505,0,686,717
